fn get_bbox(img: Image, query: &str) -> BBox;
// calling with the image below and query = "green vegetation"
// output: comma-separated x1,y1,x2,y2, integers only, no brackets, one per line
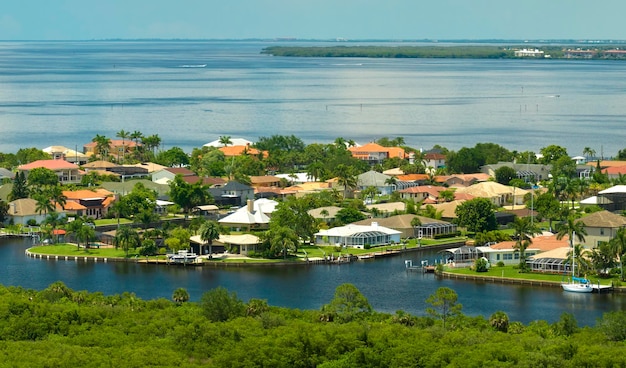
0,282,625,367
263,45,518,58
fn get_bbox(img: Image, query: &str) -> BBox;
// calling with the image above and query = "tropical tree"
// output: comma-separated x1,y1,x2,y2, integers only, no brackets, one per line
426,287,463,329
534,192,561,232
116,129,130,162
92,134,111,160
218,135,232,147
48,185,67,211
590,243,616,277
609,227,626,281
582,147,596,162
556,212,588,275
334,164,358,199
33,192,54,216
411,216,422,238
168,175,212,220
74,223,96,249
565,243,592,278
511,217,539,271
172,288,190,305
489,311,510,332
199,220,221,257
114,225,141,257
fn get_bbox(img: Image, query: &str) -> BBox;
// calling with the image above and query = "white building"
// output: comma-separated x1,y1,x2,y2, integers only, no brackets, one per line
314,222,402,248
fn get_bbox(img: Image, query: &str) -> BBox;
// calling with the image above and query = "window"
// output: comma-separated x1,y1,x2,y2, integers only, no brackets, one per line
503,254,513,260
600,228,605,235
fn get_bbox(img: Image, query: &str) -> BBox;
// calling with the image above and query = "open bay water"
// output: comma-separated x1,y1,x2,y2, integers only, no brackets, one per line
3,237,625,326
1,40,626,156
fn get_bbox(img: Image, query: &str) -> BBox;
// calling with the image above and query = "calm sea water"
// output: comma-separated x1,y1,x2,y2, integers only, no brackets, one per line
2,237,624,326
1,40,625,157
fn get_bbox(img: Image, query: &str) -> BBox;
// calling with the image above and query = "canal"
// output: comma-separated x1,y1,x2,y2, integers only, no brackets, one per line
2,237,624,326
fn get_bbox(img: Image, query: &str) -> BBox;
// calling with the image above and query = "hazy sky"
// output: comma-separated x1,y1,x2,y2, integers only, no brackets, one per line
2,0,625,41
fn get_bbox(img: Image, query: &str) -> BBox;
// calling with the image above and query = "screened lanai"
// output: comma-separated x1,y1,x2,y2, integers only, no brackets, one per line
314,223,402,248
415,222,458,238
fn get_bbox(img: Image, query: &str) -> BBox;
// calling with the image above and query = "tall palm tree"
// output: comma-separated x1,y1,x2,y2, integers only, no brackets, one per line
116,129,129,163
33,192,54,216
565,243,592,278
512,217,539,271
114,225,141,257
582,147,596,162
609,227,626,281
218,135,232,147
75,224,96,249
556,212,588,274
335,164,357,199
199,220,221,257
411,216,422,239
92,134,111,161
48,186,67,212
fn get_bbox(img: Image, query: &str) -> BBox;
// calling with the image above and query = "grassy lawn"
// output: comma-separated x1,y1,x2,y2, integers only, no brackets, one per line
29,244,137,258
94,218,133,226
446,264,615,285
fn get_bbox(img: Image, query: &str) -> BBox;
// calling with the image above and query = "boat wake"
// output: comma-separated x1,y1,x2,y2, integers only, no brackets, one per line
179,64,207,68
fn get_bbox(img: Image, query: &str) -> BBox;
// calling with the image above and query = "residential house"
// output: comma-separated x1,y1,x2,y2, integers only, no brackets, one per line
437,173,491,187
208,181,254,207
423,152,446,171
353,214,457,239
203,138,253,148
250,175,282,189
0,168,15,181
455,181,528,207
348,143,406,164
152,167,195,184
63,189,116,219
578,210,626,247
308,206,344,224
100,180,170,197
357,170,395,196
218,199,275,231
596,185,626,212
218,145,268,158
366,202,406,217
275,173,311,184
314,222,402,248
398,186,444,204
602,165,626,181
6,198,51,225
83,139,141,161
18,159,82,185
43,146,89,165
480,162,551,183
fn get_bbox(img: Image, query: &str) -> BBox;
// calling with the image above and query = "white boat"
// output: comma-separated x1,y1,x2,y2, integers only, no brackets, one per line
561,232,592,293
167,250,198,264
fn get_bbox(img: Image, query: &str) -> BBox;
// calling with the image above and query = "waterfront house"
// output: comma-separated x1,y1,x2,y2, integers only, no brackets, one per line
218,199,275,231
308,206,344,224
17,159,82,185
218,144,268,158
314,222,401,248
480,162,551,183
6,198,51,225
353,214,457,239
577,210,626,247
423,152,446,171
203,138,253,148
398,186,444,203
83,139,141,161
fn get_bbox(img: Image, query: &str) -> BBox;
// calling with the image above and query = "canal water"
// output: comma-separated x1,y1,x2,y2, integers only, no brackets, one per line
2,237,624,326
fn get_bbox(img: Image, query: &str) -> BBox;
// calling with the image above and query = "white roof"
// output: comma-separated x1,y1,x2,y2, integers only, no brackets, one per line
238,198,279,214
275,172,311,183
156,200,174,206
190,234,260,245
315,223,401,237
580,196,599,205
219,208,270,225
599,185,626,194
204,138,253,147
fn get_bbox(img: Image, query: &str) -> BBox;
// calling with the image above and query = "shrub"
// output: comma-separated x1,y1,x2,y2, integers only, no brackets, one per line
496,261,505,267
474,258,489,272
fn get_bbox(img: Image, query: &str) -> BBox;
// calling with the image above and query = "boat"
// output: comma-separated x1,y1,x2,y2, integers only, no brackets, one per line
166,250,198,264
561,232,592,293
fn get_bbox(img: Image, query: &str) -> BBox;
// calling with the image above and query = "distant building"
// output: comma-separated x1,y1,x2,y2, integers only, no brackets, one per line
514,48,545,58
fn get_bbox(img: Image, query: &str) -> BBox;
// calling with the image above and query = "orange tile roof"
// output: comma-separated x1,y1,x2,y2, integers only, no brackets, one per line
219,145,268,158
63,189,114,200
396,174,429,181
603,165,626,175
18,159,79,171
491,234,569,252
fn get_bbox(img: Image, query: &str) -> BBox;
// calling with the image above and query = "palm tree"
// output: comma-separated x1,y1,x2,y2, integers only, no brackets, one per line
556,212,588,274
582,147,596,162
116,129,129,163
33,192,54,216
114,225,141,257
565,243,592,278
130,130,143,145
75,224,96,249
219,135,232,147
411,216,422,240
609,227,626,281
92,134,111,161
48,186,67,211
335,164,357,199
172,288,190,305
199,220,221,258
512,217,539,271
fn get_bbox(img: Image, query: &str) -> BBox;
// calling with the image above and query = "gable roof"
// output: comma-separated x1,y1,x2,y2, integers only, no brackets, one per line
456,181,528,197
0,168,15,180
7,198,40,216
308,206,344,219
204,138,253,148
353,214,449,229
82,160,119,169
599,185,626,194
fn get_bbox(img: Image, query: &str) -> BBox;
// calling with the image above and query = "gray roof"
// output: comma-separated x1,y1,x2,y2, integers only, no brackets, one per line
357,170,392,187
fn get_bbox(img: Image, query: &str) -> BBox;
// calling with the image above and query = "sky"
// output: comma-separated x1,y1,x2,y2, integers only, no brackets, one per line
1,0,626,41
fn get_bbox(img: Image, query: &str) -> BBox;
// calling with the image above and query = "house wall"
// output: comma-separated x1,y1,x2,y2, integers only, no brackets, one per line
583,227,620,248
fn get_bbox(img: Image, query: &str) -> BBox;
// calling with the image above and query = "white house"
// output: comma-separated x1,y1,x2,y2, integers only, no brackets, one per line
314,222,401,248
